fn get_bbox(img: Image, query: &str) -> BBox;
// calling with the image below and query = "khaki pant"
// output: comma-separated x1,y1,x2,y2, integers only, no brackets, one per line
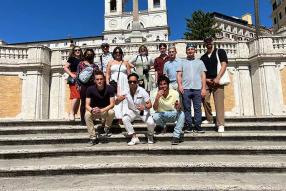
85,109,115,139
203,84,225,126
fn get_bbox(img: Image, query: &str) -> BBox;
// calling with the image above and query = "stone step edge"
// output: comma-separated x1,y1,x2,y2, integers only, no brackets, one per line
1,134,286,145
1,146,286,159
1,122,286,130
0,163,285,177
2,116,286,126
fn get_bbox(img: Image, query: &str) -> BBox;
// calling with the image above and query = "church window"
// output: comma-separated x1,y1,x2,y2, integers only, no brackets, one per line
153,0,160,8
110,0,117,12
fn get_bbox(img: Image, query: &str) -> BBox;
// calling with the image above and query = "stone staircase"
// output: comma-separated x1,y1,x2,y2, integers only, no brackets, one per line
0,117,286,191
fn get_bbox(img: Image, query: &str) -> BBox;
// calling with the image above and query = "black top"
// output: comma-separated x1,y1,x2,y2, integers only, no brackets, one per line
86,85,115,108
67,56,81,72
201,48,228,79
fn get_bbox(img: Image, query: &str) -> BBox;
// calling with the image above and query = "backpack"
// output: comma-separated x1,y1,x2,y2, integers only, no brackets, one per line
78,66,94,84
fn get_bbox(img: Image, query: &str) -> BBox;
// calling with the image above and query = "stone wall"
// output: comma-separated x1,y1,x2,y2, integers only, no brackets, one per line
0,75,22,118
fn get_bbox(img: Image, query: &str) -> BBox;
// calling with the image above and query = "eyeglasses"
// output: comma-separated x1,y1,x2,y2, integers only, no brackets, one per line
128,80,137,84
74,49,81,52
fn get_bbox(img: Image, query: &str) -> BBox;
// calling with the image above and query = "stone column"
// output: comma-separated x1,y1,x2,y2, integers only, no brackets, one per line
49,50,66,119
237,65,255,116
249,37,285,115
21,46,51,119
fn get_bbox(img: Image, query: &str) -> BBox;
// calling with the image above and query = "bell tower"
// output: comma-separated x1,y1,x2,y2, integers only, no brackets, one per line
103,0,169,43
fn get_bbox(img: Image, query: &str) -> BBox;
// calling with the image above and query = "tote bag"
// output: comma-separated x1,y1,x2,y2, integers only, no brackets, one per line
216,49,230,86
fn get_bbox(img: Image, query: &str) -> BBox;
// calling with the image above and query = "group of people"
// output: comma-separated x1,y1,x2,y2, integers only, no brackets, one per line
64,36,228,146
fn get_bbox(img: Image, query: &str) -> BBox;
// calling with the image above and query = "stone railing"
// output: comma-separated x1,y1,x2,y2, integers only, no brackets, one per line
52,40,239,64
0,45,28,60
272,36,286,51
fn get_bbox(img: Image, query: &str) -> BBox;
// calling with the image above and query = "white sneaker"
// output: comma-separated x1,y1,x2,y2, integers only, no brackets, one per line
128,137,140,146
69,114,75,121
218,125,225,133
202,120,212,124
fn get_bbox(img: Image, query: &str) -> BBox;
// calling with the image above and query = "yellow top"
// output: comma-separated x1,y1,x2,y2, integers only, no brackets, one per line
150,89,179,112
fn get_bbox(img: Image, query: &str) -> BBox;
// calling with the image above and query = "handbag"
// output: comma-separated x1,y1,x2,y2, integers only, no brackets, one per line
109,62,123,93
67,76,75,84
216,49,230,86
78,66,94,84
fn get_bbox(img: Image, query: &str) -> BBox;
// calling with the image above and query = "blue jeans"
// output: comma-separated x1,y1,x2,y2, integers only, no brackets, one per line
182,89,202,130
152,111,185,138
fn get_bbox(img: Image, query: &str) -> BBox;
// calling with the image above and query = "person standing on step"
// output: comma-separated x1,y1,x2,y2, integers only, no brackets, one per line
116,73,156,146
163,46,182,90
200,37,228,133
63,46,83,121
85,70,115,145
106,47,131,121
77,49,99,126
150,75,185,145
96,42,113,75
129,45,154,91
154,43,169,82
177,43,207,134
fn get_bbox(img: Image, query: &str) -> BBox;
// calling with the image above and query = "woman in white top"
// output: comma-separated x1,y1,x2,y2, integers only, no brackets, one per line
106,47,131,119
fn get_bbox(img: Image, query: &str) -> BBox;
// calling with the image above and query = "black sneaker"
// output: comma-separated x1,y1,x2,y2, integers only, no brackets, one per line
89,138,99,145
183,124,192,133
193,125,205,133
193,129,205,134
171,137,180,145
104,127,112,137
179,133,184,142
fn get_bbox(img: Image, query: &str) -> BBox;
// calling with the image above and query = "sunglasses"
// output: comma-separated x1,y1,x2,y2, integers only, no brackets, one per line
115,51,122,54
128,80,137,84
74,49,81,52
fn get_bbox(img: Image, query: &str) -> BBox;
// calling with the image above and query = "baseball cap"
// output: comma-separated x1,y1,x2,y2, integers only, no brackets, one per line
186,43,197,50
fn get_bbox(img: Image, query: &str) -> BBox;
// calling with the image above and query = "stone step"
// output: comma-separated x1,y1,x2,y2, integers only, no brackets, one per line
1,131,286,145
1,116,286,127
1,122,286,135
0,141,285,159
1,172,285,191
0,154,285,177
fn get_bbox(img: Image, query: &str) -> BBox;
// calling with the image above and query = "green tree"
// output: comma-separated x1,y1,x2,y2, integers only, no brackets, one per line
184,10,221,40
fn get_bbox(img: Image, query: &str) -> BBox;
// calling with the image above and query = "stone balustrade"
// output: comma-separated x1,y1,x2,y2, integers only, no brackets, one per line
272,36,286,51
0,46,28,60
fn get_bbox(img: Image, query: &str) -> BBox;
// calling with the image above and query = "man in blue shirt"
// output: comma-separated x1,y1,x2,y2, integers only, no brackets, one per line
177,43,207,133
163,46,182,90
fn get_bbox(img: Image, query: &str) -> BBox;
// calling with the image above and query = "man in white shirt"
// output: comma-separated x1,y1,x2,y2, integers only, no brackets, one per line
96,43,113,74
116,73,156,146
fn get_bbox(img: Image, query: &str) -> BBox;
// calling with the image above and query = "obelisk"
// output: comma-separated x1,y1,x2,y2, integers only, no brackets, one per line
129,0,144,43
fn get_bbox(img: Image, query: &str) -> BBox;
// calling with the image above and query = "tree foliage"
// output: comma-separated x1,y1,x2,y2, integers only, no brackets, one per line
184,10,221,40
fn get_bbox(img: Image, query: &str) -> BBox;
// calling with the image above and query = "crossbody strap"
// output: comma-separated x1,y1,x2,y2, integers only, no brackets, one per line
100,55,103,71
116,61,123,82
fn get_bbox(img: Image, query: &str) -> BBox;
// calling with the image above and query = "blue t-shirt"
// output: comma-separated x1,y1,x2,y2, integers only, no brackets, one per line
177,58,206,90
163,58,182,82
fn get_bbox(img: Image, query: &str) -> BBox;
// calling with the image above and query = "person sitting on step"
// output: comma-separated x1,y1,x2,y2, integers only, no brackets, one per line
85,70,115,145
150,75,185,145
116,73,156,146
